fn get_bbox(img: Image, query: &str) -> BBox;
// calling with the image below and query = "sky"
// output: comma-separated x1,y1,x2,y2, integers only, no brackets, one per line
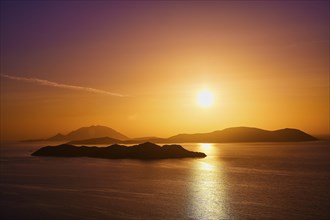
1,1,329,141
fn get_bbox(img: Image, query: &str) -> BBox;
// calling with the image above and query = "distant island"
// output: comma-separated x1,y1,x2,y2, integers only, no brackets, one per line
24,125,318,144
166,127,318,143
24,125,128,142
31,142,206,160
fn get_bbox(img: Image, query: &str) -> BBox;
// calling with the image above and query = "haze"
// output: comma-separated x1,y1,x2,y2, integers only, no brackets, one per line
1,1,329,141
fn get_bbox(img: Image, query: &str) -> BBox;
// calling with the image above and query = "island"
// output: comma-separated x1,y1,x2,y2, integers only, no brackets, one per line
31,142,207,160
23,125,318,144
64,127,318,145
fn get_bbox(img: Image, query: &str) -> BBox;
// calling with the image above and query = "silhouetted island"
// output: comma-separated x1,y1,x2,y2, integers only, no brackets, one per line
24,125,318,144
64,127,318,145
31,142,207,160
166,127,318,143
23,125,128,142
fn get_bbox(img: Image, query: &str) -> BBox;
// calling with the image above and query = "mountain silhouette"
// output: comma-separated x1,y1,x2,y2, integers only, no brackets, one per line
63,127,317,145
67,136,167,145
24,126,317,144
167,127,317,143
47,133,66,141
45,125,128,141
31,142,206,160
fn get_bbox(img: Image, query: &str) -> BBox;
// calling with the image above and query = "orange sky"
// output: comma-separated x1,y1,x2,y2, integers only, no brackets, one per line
1,1,329,141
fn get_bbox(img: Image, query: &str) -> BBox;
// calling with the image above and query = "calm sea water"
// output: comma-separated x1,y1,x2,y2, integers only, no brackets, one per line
1,141,329,219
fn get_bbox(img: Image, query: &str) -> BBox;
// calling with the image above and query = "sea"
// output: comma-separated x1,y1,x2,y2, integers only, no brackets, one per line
1,141,329,220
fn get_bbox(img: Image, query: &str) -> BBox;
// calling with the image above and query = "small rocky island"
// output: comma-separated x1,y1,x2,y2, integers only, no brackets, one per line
31,142,206,160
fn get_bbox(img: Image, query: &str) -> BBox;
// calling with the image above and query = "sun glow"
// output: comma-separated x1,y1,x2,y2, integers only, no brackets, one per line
197,90,214,108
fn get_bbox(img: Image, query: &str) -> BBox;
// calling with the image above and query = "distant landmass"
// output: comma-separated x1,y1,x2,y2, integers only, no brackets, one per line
31,142,206,160
24,125,318,144
65,127,317,145
24,125,128,142
67,136,166,145
166,127,318,143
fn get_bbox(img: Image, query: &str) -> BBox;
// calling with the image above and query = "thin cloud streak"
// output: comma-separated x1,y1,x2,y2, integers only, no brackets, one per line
1,74,125,97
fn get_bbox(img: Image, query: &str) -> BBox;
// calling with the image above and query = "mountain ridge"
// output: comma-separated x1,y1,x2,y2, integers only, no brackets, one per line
23,125,128,142
61,125,128,141
23,126,317,144
59,126,317,145
166,127,317,143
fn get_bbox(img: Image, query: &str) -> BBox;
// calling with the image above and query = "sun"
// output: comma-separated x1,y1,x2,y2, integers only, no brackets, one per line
197,90,214,108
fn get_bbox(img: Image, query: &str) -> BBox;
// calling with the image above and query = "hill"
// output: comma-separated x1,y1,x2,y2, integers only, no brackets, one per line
66,136,167,145
63,127,317,145
31,142,207,160
40,125,128,142
24,126,317,144
167,127,318,143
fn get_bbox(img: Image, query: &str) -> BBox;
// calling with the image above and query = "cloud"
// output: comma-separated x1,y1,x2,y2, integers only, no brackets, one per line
1,74,125,97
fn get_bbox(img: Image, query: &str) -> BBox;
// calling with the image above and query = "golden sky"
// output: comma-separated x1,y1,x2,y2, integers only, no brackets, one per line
1,1,329,140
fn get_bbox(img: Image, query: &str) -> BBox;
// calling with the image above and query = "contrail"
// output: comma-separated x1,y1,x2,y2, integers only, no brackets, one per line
1,74,125,97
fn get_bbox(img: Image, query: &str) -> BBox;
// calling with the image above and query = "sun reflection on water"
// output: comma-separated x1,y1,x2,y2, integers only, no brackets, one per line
199,162,214,171
187,143,231,219
200,143,213,149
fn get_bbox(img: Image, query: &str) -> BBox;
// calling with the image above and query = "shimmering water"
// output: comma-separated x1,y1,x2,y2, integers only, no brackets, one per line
1,141,329,219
